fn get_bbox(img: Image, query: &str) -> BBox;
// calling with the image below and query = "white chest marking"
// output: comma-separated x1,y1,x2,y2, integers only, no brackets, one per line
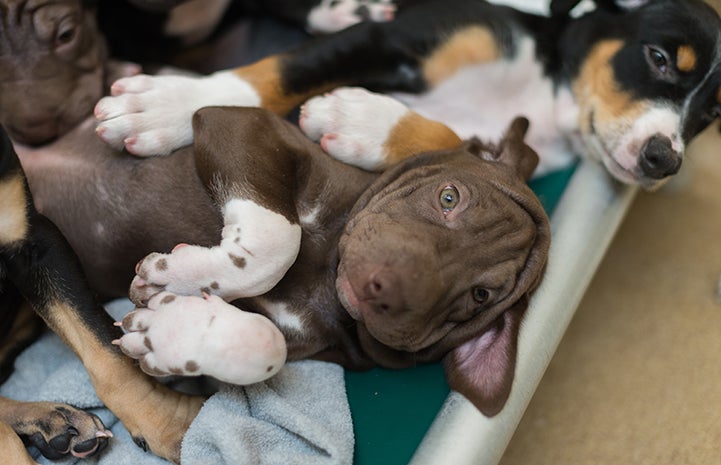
256,297,306,333
299,204,323,227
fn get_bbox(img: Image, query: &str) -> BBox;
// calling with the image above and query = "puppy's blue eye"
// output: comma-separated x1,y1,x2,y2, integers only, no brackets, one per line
440,186,459,211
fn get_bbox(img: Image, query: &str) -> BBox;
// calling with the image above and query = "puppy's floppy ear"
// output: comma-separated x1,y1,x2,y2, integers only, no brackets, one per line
443,300,526,417
494,117,539,181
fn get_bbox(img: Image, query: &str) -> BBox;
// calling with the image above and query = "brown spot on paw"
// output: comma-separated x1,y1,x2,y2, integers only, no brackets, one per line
139,359,168,377
144,337,153,351
210,282,219,289
121,312,136,330
156,258,168,271
160,294,175,305
266,365,274,372
169,367,184,375
185,361,199,372
228,253,246,268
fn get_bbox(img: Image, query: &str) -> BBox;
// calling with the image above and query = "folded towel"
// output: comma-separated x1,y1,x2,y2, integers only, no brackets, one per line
1,299,354,465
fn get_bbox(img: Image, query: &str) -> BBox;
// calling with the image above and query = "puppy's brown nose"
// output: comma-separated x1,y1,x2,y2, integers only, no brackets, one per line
365,271,403,314
640,135,682,179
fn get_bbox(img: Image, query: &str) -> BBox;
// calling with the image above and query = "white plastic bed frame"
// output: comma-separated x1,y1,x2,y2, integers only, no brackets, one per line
410,158,638,464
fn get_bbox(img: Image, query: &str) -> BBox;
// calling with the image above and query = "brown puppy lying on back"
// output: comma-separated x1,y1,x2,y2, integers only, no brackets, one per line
0,0,550,461
111,108,550,417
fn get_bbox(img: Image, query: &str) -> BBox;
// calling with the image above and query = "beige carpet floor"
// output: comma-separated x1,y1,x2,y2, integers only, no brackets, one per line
498,125,721,461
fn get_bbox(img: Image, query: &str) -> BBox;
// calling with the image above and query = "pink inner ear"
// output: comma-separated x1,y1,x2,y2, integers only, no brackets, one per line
443,306,523,416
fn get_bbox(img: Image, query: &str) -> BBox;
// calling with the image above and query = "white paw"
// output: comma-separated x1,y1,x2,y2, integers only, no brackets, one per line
128,245,220,304
115,291,287,385
299,87,409,170
94,71,261,156
307,0,396,34
129,199,302,305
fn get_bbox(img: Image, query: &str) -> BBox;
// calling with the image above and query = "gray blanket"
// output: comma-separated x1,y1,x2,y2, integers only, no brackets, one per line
0,299,354,465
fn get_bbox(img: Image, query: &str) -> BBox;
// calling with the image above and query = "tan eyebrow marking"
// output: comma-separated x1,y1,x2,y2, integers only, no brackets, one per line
677,45,697,72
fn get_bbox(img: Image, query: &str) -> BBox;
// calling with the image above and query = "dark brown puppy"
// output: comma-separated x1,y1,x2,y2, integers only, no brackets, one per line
114,107,550,417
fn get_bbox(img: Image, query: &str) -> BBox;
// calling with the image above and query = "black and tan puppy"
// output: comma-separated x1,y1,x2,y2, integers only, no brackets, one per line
0,127,203,463
96,0,721,191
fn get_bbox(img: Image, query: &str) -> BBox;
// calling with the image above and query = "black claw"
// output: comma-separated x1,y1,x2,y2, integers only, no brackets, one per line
132,435,149,452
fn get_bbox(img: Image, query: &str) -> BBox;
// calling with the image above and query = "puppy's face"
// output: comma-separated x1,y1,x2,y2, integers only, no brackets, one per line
569,0,721,190
336,119,550,414
0,0,106,145
337,162,536,352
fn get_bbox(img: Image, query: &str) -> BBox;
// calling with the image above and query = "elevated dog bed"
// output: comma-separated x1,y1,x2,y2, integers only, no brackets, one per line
347,159,637,465
5,2,637,463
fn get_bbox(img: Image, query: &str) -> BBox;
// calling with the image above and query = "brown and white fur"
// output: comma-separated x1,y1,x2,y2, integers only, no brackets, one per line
0,0,546,462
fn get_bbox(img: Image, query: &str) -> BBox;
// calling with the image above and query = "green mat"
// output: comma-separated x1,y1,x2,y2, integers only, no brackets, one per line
346,164,578,465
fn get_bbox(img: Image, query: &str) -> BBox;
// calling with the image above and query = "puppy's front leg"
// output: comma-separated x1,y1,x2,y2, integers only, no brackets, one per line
130,198,301,303
300,87,462,170
95,70,262,156
130,106,313,304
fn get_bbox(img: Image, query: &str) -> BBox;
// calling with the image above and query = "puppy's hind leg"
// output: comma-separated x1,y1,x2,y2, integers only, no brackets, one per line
300,87,462,170
116,291,287,385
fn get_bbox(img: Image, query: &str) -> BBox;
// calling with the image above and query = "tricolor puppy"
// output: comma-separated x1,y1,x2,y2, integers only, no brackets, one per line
115,107,550,418
0,126,203,464
96,0,721,190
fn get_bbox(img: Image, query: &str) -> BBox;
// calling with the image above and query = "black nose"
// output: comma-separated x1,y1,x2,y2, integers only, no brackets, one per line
366,271,403,313
640,135,682,179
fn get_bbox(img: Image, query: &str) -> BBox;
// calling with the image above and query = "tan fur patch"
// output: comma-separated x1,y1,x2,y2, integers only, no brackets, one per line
233,57,336,115
572,40,646,133
0,420,35,464
0,175,28,246
677,45,697,73
382,112,463,165
160,294,175,305
423,26,500,86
